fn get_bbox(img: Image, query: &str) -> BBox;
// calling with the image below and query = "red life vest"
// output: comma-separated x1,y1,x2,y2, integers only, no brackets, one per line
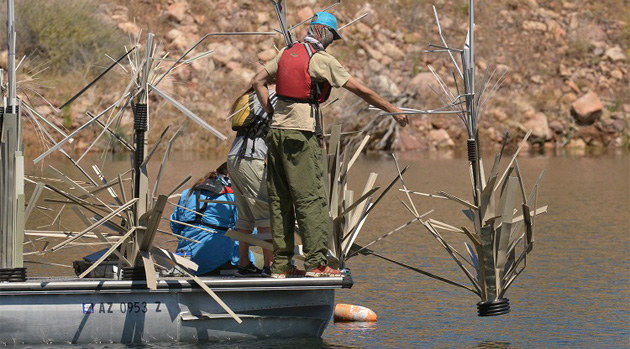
275,43,332,104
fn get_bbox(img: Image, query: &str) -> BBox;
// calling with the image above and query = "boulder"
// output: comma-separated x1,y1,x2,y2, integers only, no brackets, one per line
361,43,383,61
179,24,199,34
193,15,206,25
491,109,508,122
226,61,242,71
371,75,392,95
166,2,189,23
257,48,277,62
549,120,564,134
496,64,510,73
257,12,270,24
191,57,215,74
354,22,372,36
167,29,198,51
398,129,423,151
560,92,578,104
597,116,625,133
593,46,605,56
407,72,440,99
413,118,431,131
380,42,405,61
610,69,623,80
429,129,454,148
567,138,586,150
539,8,560,19
355,3,378,26
525,0,538,8
486,127,503,143
571,91,603,125
522,21,546,32
545,19,560,32
367,59,383,71
228,65,255,83
209,43,242,66
430,117,449,130
166,28,183,41
380,55,393,67
605,46,627,62
297,7,314,22
559,64,571,77
562,1,576,9
523,112,551,140
440,17,454,30
575,23,607,45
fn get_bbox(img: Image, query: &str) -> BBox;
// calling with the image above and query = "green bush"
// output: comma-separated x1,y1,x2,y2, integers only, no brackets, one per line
2,0,121,71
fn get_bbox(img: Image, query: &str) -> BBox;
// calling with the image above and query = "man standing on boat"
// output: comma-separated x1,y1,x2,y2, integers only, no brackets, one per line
251,11,408,278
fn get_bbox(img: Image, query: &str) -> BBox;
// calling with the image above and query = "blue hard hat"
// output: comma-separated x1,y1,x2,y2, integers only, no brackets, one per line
311,11,343,40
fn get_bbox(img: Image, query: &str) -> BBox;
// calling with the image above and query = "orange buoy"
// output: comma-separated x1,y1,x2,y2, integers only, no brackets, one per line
333,304,378,322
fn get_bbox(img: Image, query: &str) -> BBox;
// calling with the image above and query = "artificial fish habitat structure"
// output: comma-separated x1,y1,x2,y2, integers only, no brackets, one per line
360,0,548,316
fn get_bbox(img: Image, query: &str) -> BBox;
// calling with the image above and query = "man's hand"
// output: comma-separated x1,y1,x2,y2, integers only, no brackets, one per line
391,108,409,127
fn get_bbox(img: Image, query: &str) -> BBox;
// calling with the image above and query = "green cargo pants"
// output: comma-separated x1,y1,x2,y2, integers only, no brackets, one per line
266,128,330,273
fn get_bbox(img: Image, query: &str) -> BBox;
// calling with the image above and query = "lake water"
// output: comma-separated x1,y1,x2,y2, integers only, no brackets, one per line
20,149,630,348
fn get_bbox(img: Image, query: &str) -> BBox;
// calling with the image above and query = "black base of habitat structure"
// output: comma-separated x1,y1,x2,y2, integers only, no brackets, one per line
477,298,510,317
0,268,27,282
121,267,146,281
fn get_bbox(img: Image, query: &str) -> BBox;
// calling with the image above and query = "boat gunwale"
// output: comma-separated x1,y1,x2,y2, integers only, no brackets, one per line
0,275,352,293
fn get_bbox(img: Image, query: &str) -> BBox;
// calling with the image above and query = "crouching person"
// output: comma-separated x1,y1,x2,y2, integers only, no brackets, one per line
170,164,251,275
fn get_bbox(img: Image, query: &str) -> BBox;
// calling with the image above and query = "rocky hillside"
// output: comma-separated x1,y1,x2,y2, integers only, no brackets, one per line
7,0,629,155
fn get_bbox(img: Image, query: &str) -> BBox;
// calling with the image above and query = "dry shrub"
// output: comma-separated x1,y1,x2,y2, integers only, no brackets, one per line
1,0,121,71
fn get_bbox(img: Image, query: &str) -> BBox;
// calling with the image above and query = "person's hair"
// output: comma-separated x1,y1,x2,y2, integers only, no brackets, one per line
185,171,218,202
228,87,255,118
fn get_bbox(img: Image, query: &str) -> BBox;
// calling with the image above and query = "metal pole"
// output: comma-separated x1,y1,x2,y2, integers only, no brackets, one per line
464,0,480,207
7,0,16,110
0,0,25,280
133,33,154,222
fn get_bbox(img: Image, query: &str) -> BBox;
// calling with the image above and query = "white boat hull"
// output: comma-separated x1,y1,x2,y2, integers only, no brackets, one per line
0,276,350,345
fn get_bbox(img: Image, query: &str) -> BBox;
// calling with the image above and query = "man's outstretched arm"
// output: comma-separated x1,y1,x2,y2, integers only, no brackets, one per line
343,76,409,127
251,69,275,115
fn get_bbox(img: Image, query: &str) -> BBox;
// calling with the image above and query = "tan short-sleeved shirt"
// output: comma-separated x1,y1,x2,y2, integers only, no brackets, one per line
264,46,351,131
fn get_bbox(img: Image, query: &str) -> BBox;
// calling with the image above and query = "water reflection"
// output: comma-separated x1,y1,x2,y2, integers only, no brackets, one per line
333,321,378,329
332,321,378,334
